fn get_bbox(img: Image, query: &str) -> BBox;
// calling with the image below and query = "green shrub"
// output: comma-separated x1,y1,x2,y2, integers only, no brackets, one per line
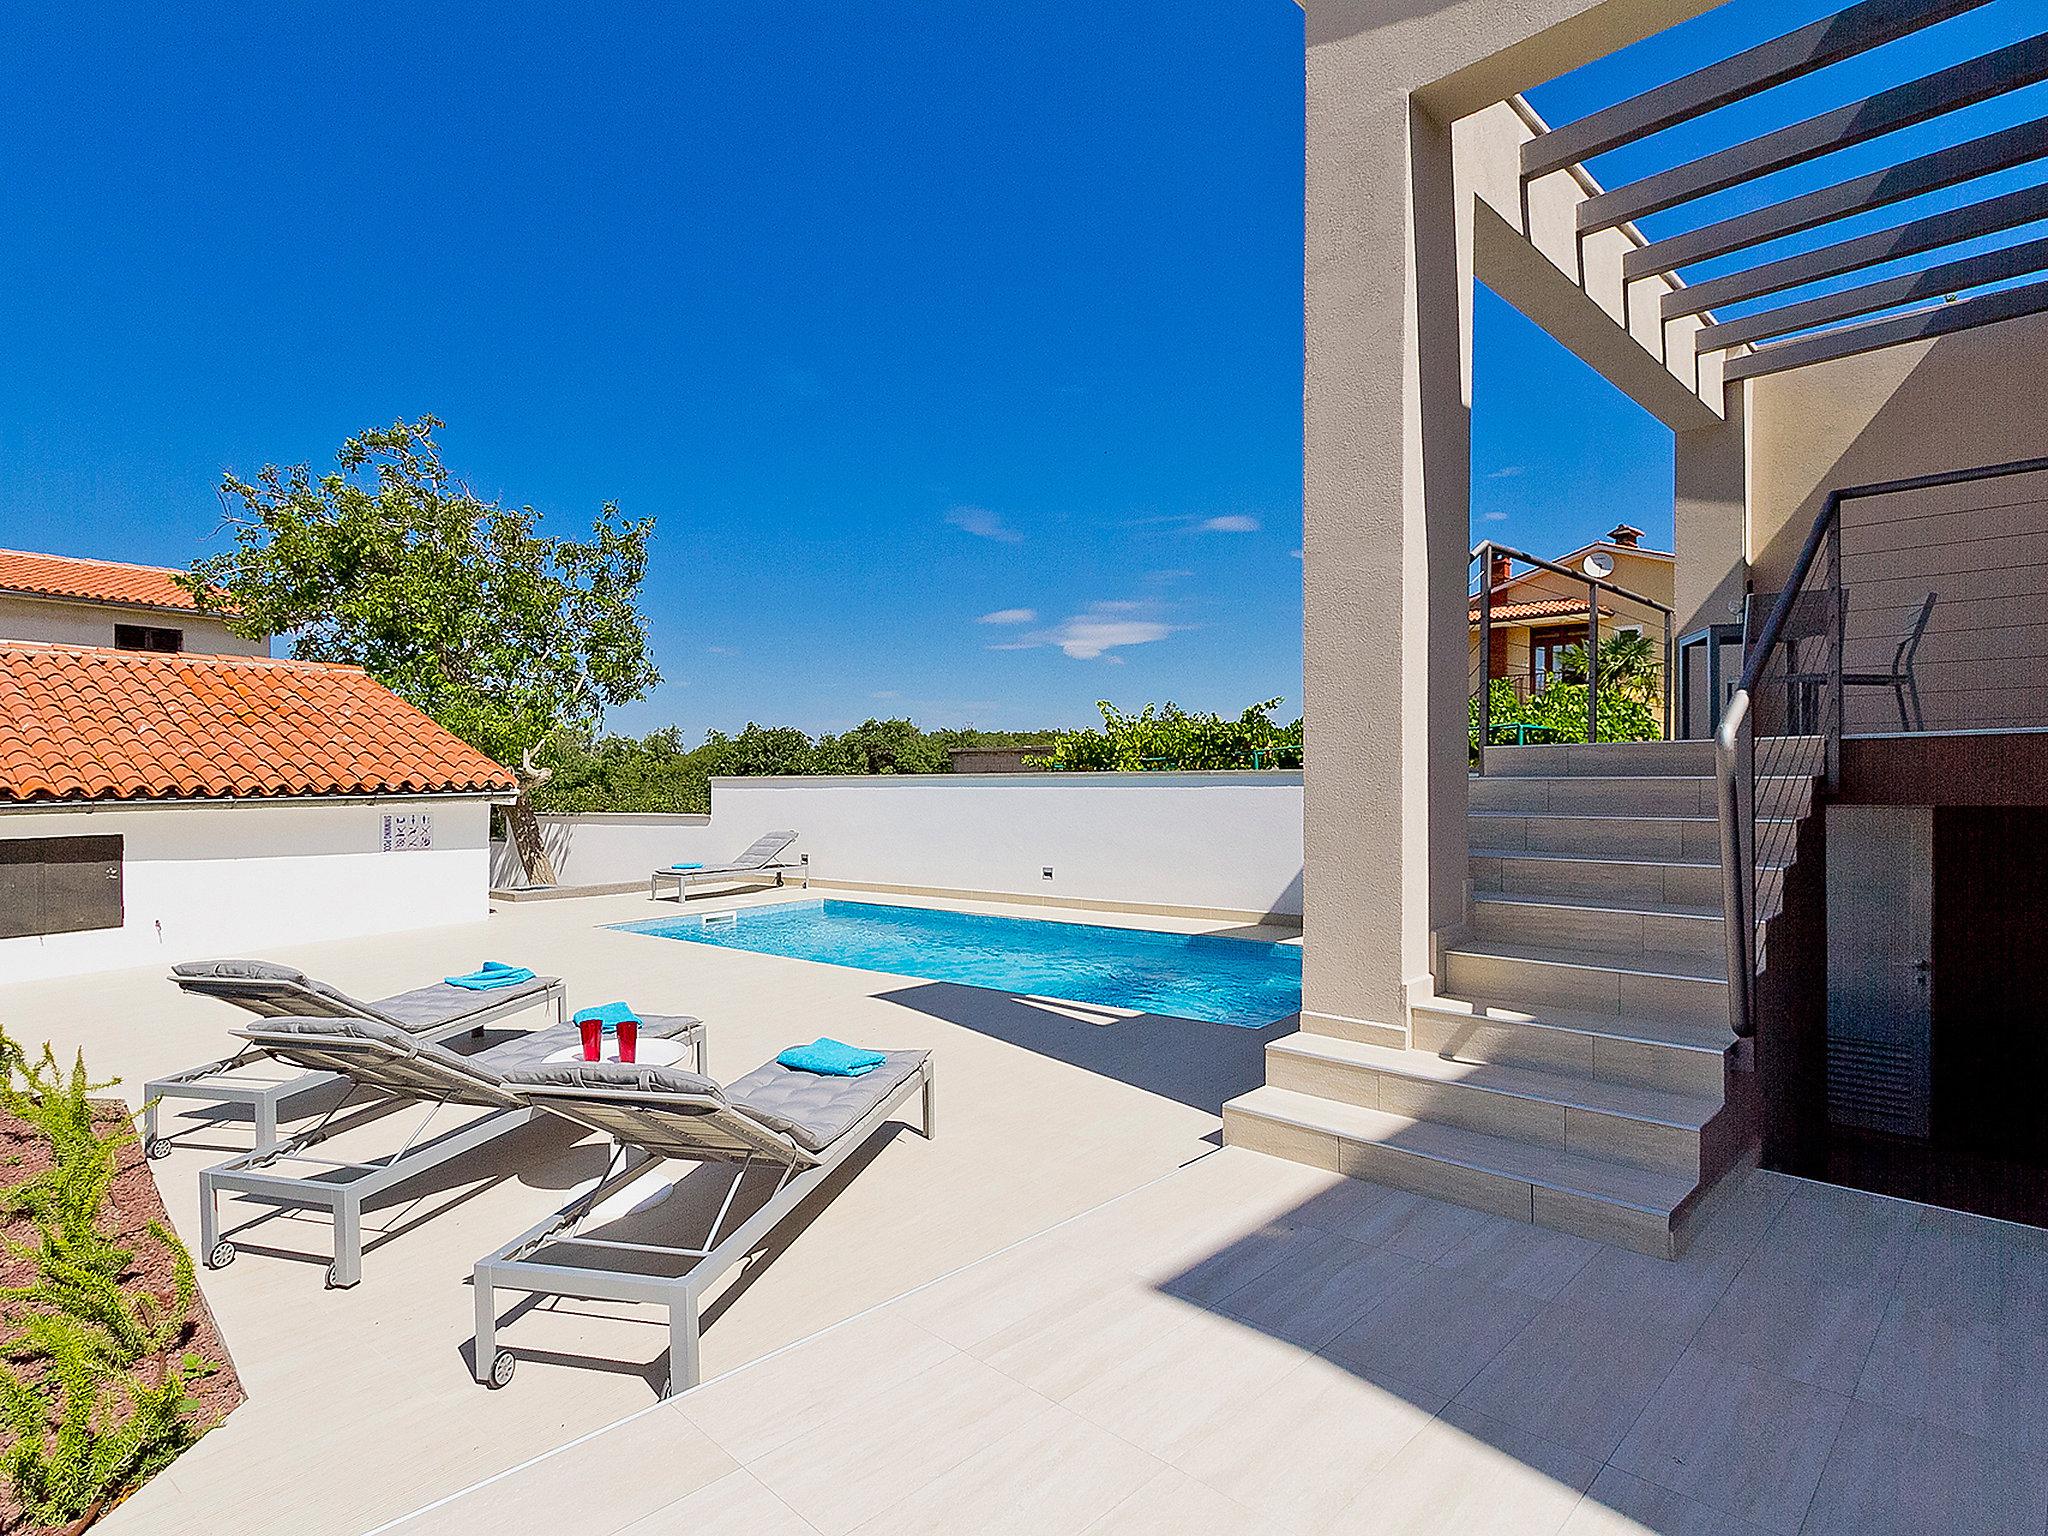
1029,700,1304,772
0,1035,219,1530
1469,676,1660,753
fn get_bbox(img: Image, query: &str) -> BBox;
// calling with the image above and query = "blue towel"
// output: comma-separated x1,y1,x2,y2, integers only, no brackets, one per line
572,1001,640,1029
444,963,536,991
777,1038,887,1077
669,862,705,871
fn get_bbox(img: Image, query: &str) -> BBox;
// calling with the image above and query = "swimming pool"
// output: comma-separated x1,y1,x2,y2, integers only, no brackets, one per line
614,900,1302,1029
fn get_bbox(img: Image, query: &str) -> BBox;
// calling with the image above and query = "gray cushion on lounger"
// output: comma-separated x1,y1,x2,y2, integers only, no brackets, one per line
468,1017,703,1075
171,958,361,1011
725,1051,928,1153
371,975,560,1029
252,1014,503,1079
505,1061,726,1102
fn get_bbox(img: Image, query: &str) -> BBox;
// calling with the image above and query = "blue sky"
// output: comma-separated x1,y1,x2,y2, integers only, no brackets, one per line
1,2,2038,736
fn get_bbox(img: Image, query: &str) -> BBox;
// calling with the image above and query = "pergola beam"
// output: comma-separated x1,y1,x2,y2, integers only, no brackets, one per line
1579,33,2048,233
1521,0,1992,180
1663,180,2048,319
1624,118,2048,280
1696,234,2048,351
1724,274,2048,379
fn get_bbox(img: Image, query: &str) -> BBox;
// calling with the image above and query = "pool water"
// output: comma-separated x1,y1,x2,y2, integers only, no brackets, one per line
614,899,1302,1029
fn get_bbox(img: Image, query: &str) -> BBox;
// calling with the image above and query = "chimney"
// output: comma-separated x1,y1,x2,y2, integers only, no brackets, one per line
1607,523,1644,548
1488,552,1512,587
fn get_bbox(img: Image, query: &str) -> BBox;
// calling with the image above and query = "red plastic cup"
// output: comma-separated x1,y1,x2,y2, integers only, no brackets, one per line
579,1018,602,1061
618,1018,638,1064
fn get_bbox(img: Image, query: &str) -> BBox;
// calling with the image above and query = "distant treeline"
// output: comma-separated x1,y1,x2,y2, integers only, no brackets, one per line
533,699,1303,815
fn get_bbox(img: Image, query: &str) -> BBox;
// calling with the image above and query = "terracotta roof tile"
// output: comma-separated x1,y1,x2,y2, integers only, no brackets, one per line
1467,597,1610,624
0,644,516,804
0,547,219,613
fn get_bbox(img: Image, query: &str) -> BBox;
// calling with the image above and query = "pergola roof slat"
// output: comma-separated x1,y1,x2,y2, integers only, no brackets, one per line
1696,234,2048,351
1724,274,2048,379
1579,33,2048,234
1522,0,1993,181
1624,118,2048,280
1663,180,2048,319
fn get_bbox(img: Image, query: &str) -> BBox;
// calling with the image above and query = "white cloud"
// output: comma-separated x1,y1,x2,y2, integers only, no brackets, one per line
946,505,1022,543
870,689,902,700
1290,547,1304,560
1483,511,1509,522
976,607,1036,625
1485,466,1526,480
1197,514,1260,533
989,600,1178,660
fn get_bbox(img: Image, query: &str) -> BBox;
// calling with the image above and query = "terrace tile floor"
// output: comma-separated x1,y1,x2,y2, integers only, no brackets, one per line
388,1148,2048,1536
8,886,2041,1534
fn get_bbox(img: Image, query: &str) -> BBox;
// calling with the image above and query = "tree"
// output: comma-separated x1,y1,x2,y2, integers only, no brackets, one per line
181,417,659,883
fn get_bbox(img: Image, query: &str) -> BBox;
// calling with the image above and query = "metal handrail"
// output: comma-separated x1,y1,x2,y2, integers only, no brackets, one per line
1472,539,1676,769
1713,453,2048,1039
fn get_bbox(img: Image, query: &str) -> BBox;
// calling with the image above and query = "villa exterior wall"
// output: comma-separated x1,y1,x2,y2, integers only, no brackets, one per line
493,772,1305,921
0,593,266,656
1745,311,2048,734
0,796,493,983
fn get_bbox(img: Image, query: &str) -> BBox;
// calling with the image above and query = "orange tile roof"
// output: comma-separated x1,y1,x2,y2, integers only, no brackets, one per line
1468,597,1611,624
0,644,516,804
0,547,216,613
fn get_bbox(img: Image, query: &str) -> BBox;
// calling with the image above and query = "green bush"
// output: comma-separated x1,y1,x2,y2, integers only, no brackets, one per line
1469,676,1659,753
0,1035,220,1530
1029,700,1304,772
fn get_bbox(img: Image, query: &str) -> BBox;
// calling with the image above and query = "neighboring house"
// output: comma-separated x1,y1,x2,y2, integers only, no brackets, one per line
0,643,513,982
0,547,269,657
1467,523,1673,699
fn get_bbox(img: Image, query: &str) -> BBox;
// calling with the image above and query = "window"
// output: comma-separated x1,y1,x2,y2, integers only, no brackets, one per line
0,836,124,939
1529,626,1581,687
114,624,182,652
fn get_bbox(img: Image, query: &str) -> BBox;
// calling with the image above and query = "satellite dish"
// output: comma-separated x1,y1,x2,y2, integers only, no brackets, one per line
1582,550,1615,579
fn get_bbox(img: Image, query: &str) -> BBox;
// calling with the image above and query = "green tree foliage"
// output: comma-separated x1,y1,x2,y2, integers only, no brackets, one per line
1029,700,1305,772
1469,676,1659,752
179,416,659,881
0,1036,220,1530
532,720,1055,815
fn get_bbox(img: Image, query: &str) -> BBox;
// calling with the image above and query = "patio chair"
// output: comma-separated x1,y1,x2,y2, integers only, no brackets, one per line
149,959,568,1157
472,1046,933,1396
197,1013,706,1289
1842,590,1936,732
649,830,803,901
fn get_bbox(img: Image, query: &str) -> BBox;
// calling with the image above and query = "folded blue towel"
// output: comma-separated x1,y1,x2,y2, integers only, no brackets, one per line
444,964,537,991
572,1001,640,1029
777,1038,887,1077
669,862,705,871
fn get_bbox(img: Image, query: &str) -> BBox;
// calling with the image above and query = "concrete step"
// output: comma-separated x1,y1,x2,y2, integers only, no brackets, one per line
1480,737,1826,778
1222,1085,1702,1258
1409,993,1732,1098
1470,849,1725,909
1264,1033,1722,1178
1469,773,1812,820
1469,810,1797,862
1441,939,1729,1031
1481,740,1718,777
1472,891,1723,958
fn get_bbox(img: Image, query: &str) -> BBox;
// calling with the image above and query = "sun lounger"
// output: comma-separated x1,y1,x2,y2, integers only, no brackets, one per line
148,960,568,1156
472,1046,932,1395
649,830,804,901
197,1013,706,1289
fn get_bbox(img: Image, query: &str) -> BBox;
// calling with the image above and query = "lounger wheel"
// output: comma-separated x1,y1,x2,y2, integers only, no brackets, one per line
485,1350,517,1389
145,1137,171,1161
207,1240,236,1270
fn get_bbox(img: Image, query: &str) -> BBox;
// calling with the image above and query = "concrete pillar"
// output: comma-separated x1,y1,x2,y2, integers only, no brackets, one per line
1302,33,1472,1044
1674,383,1749,639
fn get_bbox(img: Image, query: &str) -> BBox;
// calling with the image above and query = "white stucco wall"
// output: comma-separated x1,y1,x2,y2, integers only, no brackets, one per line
0,796,493,983
0,594,268,656
494,773,1305,920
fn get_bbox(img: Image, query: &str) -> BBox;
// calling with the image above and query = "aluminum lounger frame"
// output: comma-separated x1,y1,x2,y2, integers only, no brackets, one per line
146,973,567,1156
473,1055,933,1397
197,1020,706,1290
649,831,805,901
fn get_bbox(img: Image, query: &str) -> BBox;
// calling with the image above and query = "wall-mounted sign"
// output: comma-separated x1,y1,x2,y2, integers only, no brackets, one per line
382,813,434,852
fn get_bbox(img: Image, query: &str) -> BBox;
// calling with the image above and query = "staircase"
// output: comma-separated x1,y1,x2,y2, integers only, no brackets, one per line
1225,738,1814,1258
